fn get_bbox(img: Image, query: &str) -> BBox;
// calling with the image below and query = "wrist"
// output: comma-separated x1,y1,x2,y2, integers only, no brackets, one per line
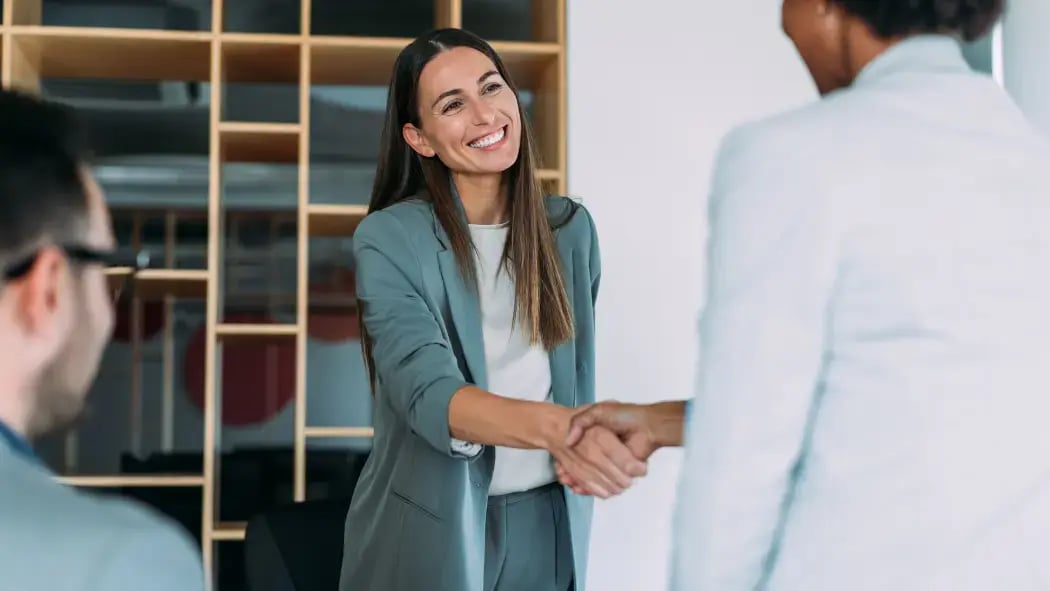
647,401,687,448
534,403,571,451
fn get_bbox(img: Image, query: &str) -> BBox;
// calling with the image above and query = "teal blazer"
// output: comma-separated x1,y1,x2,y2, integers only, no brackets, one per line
338,194,601,591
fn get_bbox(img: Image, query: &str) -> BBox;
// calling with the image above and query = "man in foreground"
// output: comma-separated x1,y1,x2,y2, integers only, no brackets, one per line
0,89,205,590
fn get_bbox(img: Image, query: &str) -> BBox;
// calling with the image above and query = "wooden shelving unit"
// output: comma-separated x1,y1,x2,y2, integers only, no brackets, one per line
2,0,566,587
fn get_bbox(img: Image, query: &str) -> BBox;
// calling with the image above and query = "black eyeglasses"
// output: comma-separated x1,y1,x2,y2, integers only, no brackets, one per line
2,244,150,303
109,250,151,303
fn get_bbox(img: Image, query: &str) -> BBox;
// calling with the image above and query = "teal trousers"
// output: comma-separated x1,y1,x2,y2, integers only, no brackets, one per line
484,482,575,591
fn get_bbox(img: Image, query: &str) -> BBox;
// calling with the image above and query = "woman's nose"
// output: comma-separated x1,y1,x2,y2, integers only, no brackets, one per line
471,100,496,125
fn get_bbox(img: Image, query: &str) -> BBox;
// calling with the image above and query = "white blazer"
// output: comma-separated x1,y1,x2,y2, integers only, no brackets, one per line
672,34,1050,591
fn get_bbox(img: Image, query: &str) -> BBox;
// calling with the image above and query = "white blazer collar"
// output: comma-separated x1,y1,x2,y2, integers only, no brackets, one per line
854,34,970,87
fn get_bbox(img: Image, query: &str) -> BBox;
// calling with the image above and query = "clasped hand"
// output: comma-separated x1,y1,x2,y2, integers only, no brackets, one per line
549,402,659,498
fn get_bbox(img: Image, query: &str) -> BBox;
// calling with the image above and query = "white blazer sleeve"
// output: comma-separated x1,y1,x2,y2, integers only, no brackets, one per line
670,123,841,590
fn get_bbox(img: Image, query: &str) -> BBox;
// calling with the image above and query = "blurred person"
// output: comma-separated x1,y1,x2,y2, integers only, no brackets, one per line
337,28,644,591
566,1,1050,589
0,89,204,591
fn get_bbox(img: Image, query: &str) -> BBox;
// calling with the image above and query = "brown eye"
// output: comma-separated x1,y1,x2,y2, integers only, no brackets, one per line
442,99,464,114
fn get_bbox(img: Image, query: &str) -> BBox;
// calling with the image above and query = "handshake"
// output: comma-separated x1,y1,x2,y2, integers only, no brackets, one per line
547,400,686,498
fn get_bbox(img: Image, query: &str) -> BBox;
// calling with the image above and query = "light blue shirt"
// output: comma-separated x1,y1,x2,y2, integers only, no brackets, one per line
0,418,36,464
672,35,1050,590
0,422,205,590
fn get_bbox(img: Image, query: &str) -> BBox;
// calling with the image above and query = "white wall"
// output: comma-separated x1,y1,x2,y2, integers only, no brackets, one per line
566,2,817,589
1002,0,1050,135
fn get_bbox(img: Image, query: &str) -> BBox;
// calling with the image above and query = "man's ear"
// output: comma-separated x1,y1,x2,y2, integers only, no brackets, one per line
403,123,436,158
17,246,67,337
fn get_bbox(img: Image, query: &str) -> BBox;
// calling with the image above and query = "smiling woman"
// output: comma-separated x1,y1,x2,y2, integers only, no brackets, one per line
337,28,642,591
403,48,522,178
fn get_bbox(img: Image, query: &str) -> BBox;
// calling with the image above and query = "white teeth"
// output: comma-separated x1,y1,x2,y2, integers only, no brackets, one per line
469,127,505,148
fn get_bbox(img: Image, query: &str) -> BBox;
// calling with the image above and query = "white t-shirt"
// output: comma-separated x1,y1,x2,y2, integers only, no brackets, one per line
449,223,557,496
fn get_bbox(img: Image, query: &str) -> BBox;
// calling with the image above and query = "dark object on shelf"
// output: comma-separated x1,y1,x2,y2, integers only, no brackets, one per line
244,496,353,591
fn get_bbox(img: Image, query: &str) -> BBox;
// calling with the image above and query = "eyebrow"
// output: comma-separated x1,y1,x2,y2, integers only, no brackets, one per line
430,70,501,110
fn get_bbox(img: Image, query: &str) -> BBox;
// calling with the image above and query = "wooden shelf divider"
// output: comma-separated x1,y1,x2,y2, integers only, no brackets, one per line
211,522,247,542
303,426,374,438
215,322,299,343
106,268,209,299
58,474,205,488
293,0,312,503
201,2,223,573
435,0,463,29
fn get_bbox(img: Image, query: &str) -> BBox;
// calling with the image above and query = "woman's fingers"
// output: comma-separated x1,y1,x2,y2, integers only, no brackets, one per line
566,433,633,495
555,462,591,496
556,449,614,498
593,428,648,478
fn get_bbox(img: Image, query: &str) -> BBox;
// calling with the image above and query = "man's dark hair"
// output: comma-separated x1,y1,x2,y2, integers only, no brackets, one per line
0,89,91,271
834,0,1006,42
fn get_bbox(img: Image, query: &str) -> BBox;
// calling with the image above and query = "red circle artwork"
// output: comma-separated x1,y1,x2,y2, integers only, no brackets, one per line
183,312,296,426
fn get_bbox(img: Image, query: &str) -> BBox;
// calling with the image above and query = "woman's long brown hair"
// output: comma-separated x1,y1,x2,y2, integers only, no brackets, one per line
360,28,577,392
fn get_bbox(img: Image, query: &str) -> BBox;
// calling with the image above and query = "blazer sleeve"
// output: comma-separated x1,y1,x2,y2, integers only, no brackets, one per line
670,123,840,590
90,522,204,591
586,206,602,304
354,210,471,457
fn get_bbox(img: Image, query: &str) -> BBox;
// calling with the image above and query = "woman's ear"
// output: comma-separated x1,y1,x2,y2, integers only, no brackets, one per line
402,123,436,158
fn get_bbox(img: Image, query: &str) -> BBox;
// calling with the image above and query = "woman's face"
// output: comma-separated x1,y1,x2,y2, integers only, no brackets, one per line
403,46,522,177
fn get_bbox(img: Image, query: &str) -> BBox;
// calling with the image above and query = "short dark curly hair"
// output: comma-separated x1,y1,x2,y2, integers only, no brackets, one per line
834,0,1006,42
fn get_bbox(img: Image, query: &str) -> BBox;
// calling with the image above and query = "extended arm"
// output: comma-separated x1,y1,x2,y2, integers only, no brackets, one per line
565,400,688,453
447,386,563,449
670,126,838,590
355,210,641,495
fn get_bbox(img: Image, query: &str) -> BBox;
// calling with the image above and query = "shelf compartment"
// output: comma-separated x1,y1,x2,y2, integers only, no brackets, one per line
463,0,563,43
310,36,559,87
57,474,205,488
219,122,302,163
106,268,209,300
309,0,434,38
221,33,302,83
307,204,367,237
215,322,298,343
7,26,211,81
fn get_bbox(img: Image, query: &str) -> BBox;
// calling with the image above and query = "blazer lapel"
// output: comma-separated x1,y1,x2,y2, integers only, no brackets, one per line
548,241,576,407
434,183,489,390
438,249,488,390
